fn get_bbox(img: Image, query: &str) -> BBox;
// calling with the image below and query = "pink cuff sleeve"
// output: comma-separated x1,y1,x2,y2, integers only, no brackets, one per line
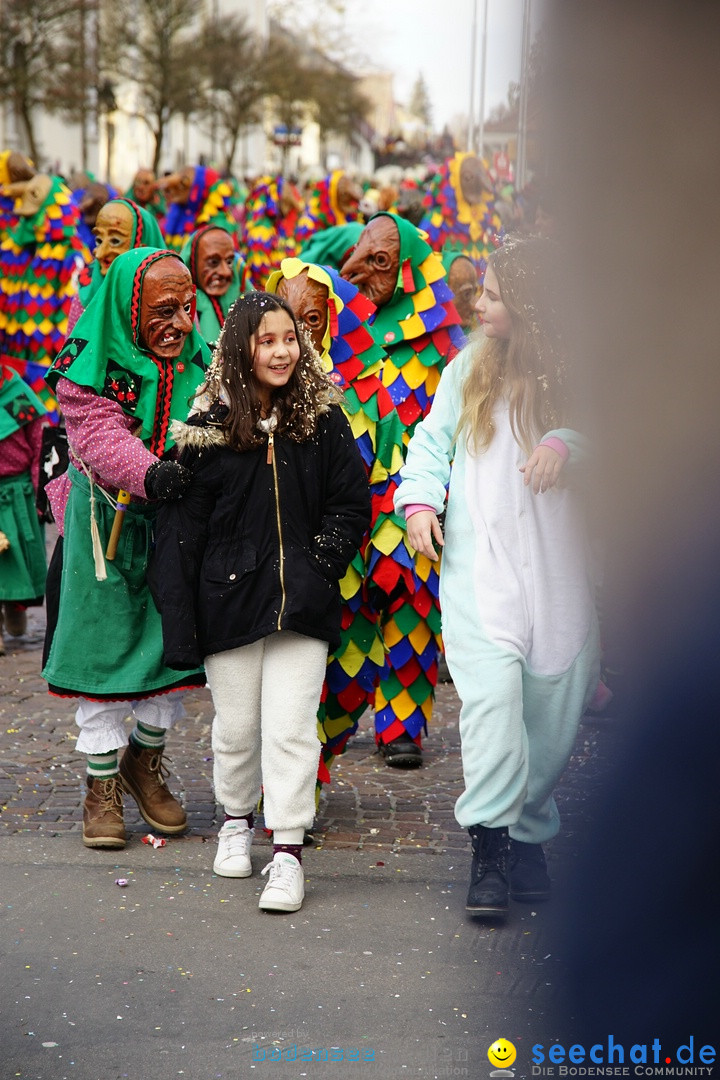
537,436,569,462
403,503,436,520
57,378,158,498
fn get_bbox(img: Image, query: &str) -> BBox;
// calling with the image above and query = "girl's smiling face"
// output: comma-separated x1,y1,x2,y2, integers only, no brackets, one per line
251,309,300,408
475,264,512,339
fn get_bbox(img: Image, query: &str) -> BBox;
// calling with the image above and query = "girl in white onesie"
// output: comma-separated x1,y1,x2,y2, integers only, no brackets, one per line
394,236,599,917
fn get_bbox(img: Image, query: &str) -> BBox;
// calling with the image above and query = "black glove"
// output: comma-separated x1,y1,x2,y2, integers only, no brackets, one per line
144,459,192,500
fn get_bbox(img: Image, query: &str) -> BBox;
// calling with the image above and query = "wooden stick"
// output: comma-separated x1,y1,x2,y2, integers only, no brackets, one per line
105,489,131,560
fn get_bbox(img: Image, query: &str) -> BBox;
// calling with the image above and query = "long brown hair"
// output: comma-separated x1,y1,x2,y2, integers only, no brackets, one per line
458,236,568,455
201,291,341,451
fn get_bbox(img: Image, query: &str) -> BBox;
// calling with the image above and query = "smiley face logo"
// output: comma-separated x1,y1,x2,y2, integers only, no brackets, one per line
488,1038,517,1069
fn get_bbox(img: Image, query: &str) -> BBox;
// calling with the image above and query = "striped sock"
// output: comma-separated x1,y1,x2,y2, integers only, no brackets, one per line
129,721,166,750
86,751,119,779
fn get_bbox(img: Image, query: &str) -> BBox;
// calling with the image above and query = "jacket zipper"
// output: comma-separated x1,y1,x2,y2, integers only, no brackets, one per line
268,432,287,629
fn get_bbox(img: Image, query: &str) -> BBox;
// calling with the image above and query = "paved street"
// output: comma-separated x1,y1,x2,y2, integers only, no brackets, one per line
0,603,620,1080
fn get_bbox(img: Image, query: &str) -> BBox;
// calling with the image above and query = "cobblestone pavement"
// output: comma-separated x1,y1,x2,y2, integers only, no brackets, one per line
0,604,619,859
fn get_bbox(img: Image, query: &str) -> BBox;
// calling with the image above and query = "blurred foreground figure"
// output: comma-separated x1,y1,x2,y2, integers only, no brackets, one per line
545,0,720,1046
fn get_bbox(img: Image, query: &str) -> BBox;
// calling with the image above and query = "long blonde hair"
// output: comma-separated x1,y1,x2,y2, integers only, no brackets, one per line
457,236,568,455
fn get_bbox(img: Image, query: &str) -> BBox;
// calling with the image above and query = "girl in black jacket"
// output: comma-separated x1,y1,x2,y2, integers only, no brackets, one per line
153,292,370,912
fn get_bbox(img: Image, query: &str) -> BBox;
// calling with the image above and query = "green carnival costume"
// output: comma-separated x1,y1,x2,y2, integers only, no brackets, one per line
0,367,47,604
42,248,210,698
180,226,245,349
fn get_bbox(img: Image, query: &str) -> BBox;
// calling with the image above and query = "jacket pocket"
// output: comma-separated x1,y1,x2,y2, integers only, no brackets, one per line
204,542,257,587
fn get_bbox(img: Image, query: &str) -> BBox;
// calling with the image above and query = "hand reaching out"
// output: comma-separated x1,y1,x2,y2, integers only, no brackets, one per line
520,445,564,494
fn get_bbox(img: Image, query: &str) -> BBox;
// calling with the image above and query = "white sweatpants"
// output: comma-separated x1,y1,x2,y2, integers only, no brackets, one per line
205,631,328,840
75,691,187,754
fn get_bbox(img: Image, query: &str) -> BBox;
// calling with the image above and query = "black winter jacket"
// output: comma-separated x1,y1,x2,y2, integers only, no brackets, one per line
150,404,371,669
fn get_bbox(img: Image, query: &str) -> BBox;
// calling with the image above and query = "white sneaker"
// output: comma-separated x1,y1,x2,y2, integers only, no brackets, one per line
259,852,305,912
213,820,254,877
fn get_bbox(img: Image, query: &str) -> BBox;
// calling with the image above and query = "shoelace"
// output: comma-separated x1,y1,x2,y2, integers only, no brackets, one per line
144,751,171,787
261,858,298,883
222,827,253,855
98,777,124,814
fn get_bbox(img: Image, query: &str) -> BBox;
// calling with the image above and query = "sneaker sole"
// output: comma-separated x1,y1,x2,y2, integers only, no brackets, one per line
118,776,188,834
213,861,253,878
259,897,303,912
83,834,126,849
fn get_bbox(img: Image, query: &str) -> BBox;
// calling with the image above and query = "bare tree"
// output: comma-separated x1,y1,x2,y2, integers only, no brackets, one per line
309,62,371,165
104,0,202,173
197,13,266,175
263,28,317,171
264,21,370,172
0,0,89,165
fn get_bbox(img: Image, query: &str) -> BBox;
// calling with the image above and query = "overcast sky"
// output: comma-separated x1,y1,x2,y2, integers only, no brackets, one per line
341,0,543,128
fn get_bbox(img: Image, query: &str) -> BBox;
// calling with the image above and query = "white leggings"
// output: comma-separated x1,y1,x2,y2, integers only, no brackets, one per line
205,631,328,842
75,691,187,754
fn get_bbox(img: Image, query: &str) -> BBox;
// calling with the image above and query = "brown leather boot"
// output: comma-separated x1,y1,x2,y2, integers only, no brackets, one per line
4,602,27,637
119,741,187,834
83,775,126,849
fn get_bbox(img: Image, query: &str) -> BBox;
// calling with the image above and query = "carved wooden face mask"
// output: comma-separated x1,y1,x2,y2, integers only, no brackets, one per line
196,230,235,297
276,270,329,355
132,170,156,205
459,155,492,204
336,174,362,216
159,166,194,205
7,174,53,217
340,216,400,309
93,202,135,276
447,256,479,325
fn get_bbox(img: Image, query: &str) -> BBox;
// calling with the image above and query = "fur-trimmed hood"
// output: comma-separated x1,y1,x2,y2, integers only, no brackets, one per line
169,417,229,451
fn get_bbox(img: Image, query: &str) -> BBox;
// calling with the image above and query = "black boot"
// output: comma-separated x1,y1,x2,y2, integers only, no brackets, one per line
466,825,509,916
508,839,551,901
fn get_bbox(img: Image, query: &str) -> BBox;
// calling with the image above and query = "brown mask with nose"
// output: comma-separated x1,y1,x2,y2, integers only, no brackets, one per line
340,215,400,309
139,259,195,361
275,270,329,355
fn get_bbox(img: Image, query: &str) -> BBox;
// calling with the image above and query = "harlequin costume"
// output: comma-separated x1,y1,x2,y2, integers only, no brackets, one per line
241,176,302,290
0,365,47,652
359,213,466,755
266,258,413,786
162,166,237,253
420,152,502,275
0,176,90,422
68,198,165,335
296,171,362,246
180,226,246,348
0,151,19,242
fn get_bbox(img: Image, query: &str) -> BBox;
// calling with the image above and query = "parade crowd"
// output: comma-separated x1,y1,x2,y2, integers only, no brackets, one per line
0,147,600,920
